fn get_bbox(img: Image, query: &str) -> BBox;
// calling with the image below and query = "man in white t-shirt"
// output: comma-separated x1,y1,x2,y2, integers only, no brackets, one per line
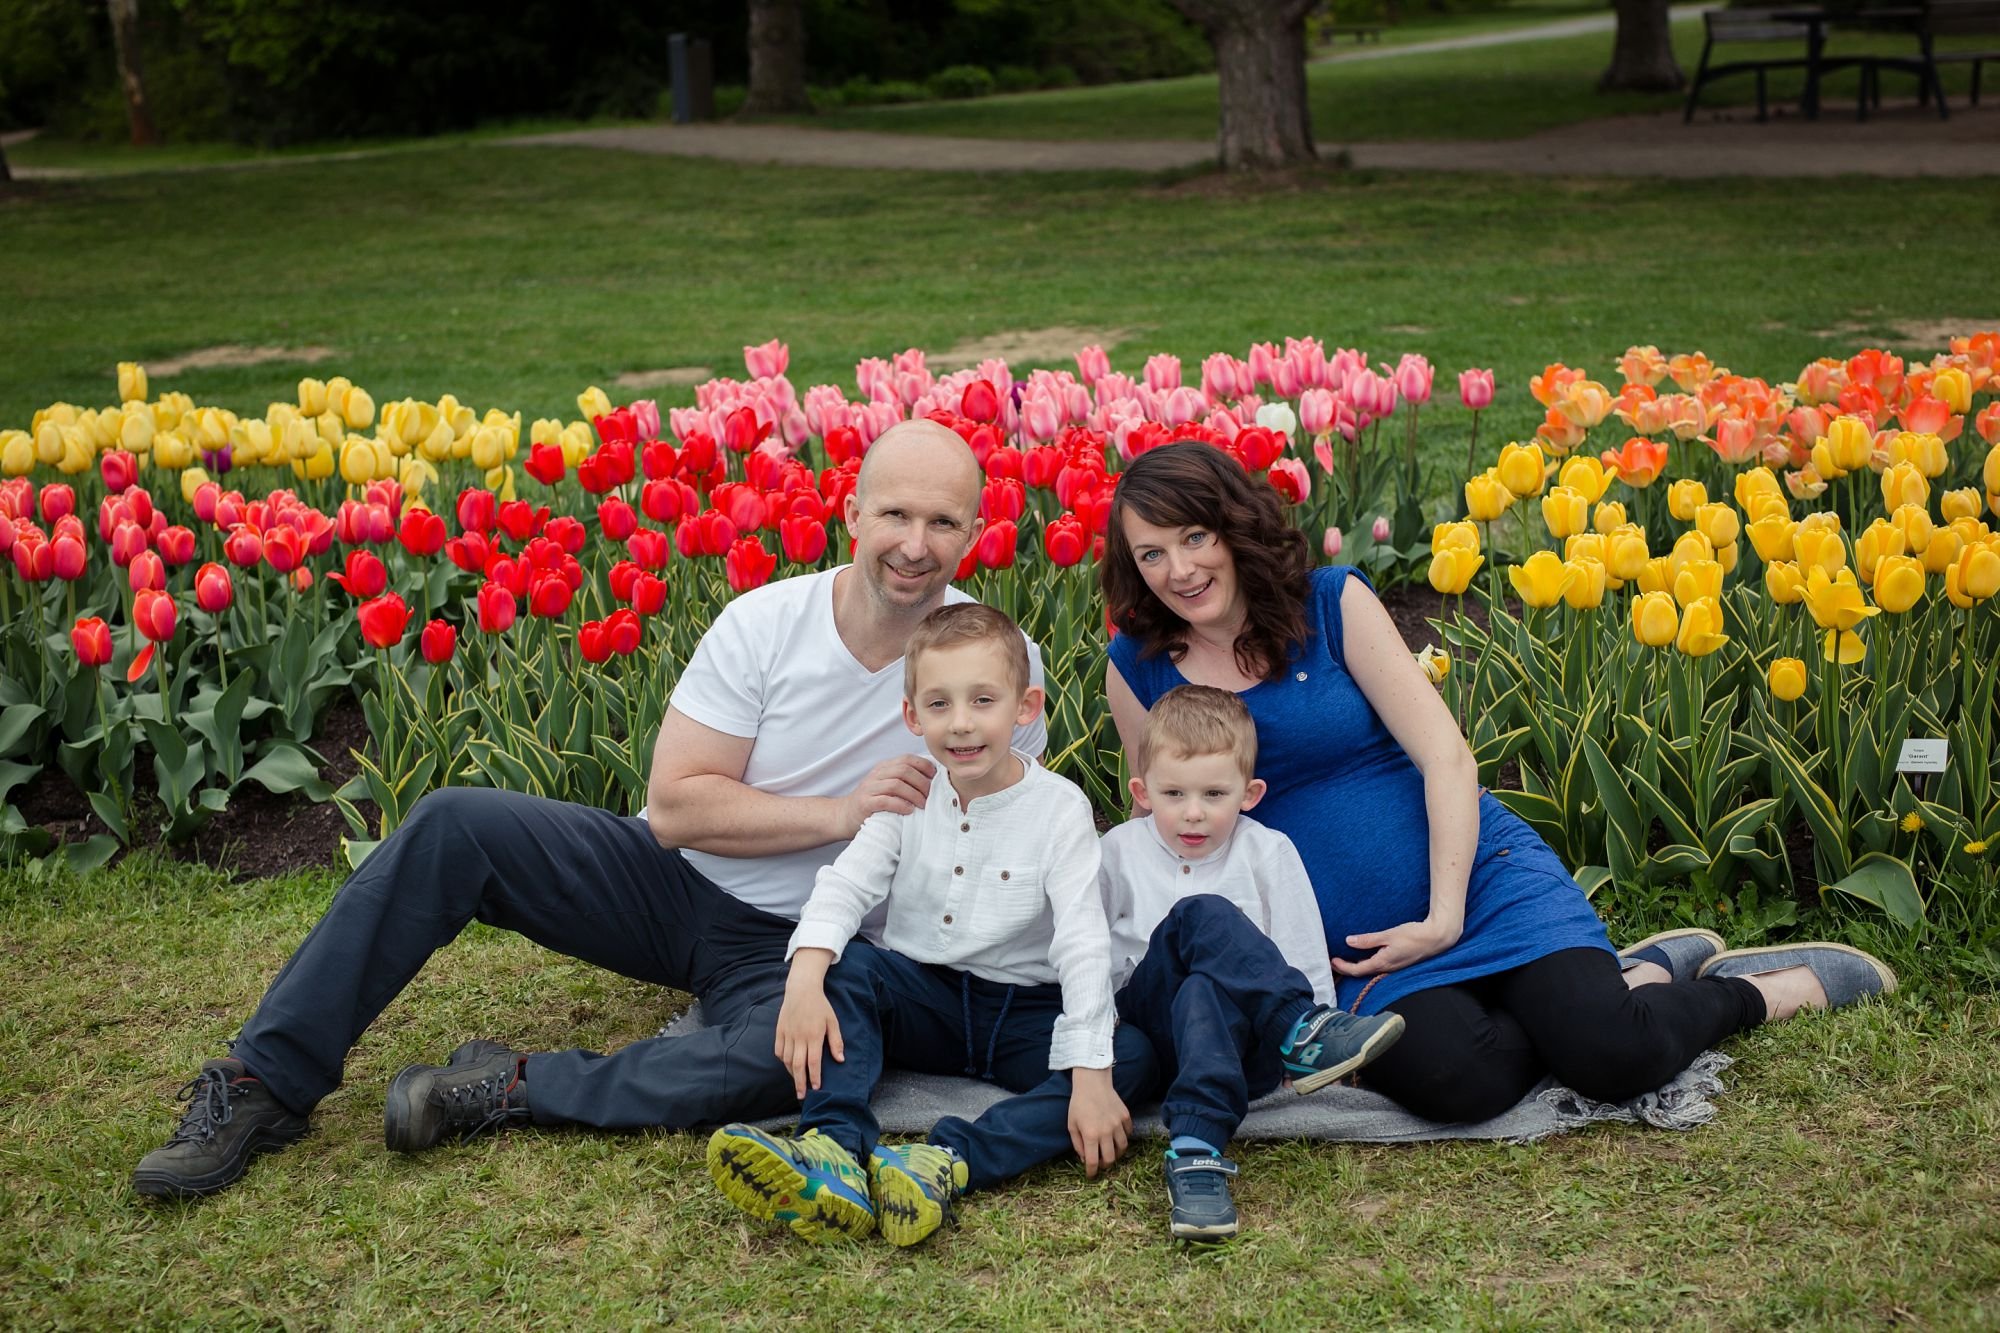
132,420,1054,1202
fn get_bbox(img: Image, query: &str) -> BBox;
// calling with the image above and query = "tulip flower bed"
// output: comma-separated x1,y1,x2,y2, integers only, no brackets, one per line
3,335,1997,937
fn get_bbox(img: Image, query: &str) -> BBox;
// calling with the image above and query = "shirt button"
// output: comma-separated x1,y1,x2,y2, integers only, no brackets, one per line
1296,671,1309,681
943,914,953,924
1181,864,1191,875
961,822,970,832
954,866,964,875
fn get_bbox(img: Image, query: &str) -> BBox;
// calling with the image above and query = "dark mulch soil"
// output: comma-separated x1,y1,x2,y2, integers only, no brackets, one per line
9,582,1470,880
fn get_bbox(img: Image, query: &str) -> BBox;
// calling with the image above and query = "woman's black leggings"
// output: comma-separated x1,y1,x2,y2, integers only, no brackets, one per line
1359,947,1767,1124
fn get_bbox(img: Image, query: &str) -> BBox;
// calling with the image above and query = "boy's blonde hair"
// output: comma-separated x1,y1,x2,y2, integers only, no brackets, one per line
903,602,1030,698
1137,684,1258,780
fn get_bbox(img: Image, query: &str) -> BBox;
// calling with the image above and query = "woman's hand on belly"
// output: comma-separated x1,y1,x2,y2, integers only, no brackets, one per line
1331,916,1463,978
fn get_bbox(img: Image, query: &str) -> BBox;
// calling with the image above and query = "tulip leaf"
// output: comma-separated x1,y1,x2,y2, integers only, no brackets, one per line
0,760,38,807
0,704,47,759
1705,798,1776,859
1580,735,1643,885
1645,843,1712,881
242,744,333,802
59,834,120,877
1760,731,1851,882
1628,766,1699,850
86,789,132,846
1491,790,1566,851
344,837,381,870
1820,851,1925,928
1572,865,1614,900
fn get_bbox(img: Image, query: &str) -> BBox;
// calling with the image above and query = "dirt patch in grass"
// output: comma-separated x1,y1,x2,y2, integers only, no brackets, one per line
932,326,1140,370
145,345,338,377
612,366,714,391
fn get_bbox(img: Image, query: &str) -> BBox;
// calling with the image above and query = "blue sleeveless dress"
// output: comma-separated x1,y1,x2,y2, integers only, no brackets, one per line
1108,564,1612,1015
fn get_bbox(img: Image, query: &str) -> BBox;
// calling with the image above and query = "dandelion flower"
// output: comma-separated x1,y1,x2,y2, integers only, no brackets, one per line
1968,839,1992,855
1901,812,1925,833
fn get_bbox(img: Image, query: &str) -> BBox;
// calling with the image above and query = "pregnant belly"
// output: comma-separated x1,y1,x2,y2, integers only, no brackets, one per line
1257,769,1434,961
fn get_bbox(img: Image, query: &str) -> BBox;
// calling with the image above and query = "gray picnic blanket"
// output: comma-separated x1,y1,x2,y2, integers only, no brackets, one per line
660,1006,1732,1144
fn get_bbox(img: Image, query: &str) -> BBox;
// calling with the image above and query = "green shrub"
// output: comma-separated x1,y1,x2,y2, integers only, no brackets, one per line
927,64,996,100
994,64,1043,93
870,80,933,105
1043,64,1081,89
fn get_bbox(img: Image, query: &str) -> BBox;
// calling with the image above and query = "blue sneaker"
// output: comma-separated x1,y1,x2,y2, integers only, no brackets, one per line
1281,1004,1407,1095
706,1125,875,1242
1163,1150,1239,1242
868,1142,968,1247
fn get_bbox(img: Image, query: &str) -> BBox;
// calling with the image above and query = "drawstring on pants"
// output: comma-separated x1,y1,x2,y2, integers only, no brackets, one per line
958,972,1018,1081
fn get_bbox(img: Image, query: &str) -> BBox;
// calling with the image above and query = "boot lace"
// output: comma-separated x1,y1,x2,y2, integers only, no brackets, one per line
432,1066,524,1137
166,1067,244,1146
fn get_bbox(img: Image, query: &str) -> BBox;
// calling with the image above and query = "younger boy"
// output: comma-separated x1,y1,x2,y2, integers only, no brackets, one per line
705,603,1152,1245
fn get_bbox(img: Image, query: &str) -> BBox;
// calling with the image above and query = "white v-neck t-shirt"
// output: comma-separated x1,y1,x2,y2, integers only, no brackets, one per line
668,566,1048,921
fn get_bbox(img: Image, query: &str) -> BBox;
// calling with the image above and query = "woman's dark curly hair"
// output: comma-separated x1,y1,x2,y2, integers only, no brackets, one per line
1102,442,1313,683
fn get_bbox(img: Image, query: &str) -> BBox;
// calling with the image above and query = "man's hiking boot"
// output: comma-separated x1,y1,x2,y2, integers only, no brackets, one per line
131,1057,309,1200
383,1039,531,1153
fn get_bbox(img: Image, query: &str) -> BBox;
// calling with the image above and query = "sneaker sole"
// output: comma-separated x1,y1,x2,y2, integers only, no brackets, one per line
1171,1215,1239,1242
870,1156,968,1248
706,1127,875,1243
1696,942,1898,994
1290,1011,1407,1096
131,1123,309,1200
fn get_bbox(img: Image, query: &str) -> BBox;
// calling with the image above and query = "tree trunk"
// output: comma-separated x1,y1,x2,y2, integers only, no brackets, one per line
1598,0,1685,92
107,0,161,146
740,0,812,116
0,141,11,184
1170,0,1320,172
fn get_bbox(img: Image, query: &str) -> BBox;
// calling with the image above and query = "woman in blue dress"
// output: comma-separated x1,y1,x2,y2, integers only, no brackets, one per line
1101,442,1895,1122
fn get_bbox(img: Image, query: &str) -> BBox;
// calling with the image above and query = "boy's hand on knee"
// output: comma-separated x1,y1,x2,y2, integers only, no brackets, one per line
1065,1067,1131,1179
777,950,842,1099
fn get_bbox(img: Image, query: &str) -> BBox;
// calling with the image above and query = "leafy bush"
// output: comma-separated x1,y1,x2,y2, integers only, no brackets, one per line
994,64,1044,93
927,64,996,100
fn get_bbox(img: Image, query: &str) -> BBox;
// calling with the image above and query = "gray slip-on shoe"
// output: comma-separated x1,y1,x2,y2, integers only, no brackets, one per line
1618,928,1727,983
1697,942,1897,1008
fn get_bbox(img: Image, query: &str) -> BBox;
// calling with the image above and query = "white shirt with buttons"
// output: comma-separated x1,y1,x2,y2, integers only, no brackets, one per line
787,751,1115,1071
1099,814,1337,1007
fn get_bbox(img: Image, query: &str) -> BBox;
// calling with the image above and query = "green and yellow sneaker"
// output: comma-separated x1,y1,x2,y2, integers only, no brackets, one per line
868,1142,969,1247
706,1125,875,1242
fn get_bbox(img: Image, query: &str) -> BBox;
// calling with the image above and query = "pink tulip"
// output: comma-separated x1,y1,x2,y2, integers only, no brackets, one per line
1270,358,1303,399
1394,355,1434,406
631,399,661,441
1372,515,1392,543
1299,388,1335,437
1285,338,1327,390
1269,457,1311,504
1143,354,1182,394
109,521,149,567
1162,386,1207,428
1459,368,1496,410
1323,526,1343,559
1075,345,1111,386
743,339,789,379
1200,354,1244,404
1022,391,1062,444
1326,347,1365,394
1247,342,1279,389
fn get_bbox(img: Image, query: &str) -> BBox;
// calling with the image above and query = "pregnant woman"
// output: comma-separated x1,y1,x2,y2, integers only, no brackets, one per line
1100,442,1894,1122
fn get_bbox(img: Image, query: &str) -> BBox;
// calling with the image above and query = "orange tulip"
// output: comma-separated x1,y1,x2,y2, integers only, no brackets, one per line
1602,437,1669,489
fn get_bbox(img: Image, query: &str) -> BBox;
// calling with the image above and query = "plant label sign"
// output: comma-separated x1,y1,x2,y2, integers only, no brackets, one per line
1896,739,1949,773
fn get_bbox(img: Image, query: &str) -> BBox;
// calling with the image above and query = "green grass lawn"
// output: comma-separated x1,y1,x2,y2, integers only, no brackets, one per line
3,858,1996,1327
3,147,1995,441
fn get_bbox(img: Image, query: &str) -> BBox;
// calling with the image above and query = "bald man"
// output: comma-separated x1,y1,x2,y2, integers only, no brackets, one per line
133,421,1053,1201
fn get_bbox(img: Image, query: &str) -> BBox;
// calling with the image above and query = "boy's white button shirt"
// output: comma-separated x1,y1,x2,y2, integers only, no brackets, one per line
788,752,1116,1070
1099,814,1337,1007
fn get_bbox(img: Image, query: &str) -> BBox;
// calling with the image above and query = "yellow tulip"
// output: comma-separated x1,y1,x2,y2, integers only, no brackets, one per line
470,425,510,472
1735,465,1783,512
1892,430,1949,479
1694,501,1741,548
155,392,191,431
1824,628,1868,664
280,416,316,463
1497,441,1547,499
486,464,518,503
1674,558,1724,607
1802,566,1879,632
1872,555,1925,613
1668,478,1709,522
1415,644,1451,686
399,455,440,499
578,386,614,422
1747,511,1798,562
1676,596,1729,657
1795,525,1848,577
1636,555,1674,596
1541,486,1588,538
1950,516,1992,549
1669,530,1714,580
1465,470,1514,522
1880,459,1930,513
315,411,345,447
1942,487,1983,523
419,420,456,463
1632,591,1680,647
1509,550,1575,608
1428,547,1483,596
1592,500,1629,535
1933,367,1972,414
338,387,374,431
1768,656,1807,702
1563,558,1608,610
153,433,193,469
1766,560,1806,604
560,422,594,466
1716,539,1740,574
325,376,353,411
179,466,212,504
1822,415,1874,473
0,430,32,476
1787,465,1830,502
1558,456,1613,504
294,440,335,483
1945,543,2000,606
1746,491,1790,524
1809,438,1847,482
78,408,115,450
1606,526,1650,581
299,377,329,417
117,361,148,403
1986,444,2000,496
443,401,477,441
339,438,378,485
1434,520,1480,554
1854,518,1906,582
57,431,92,475
34,421,63,466
1922,525,1964,576
1564,532,1606,565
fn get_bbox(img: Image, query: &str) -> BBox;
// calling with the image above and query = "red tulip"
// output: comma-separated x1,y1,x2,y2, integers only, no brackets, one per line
364,478,404,519
575,449,620,495
457,488,497,535
496,501,548,544
711,483,766,534
329,549,388,599
420,618,457,664
190,481,221,525
109,521,149,568
134,588,178,642
1043,512,1088,567
524,441,566,487
578,618,612,663
984,446,1025,482
597,497,638,543
960,379,1001,425
100,449,138,494
722,406,766,453
606,607,641,655
641,478,687,525
222,524,263,568
608,559,643,602
445,531,490,573
398,508,447,558
157,524,196,566
71,616,114,668
128,550,166,593
11,530,52,581
0,478,32,522
50,533,87,582
630,572,667,615
263,525,307,575
356,592,411,649
1234,426,1284,472
546,515,588,556
39,483,75,525
1023,446,1064,491
212,490,246,529
678,430,719,477
528,570,573,618
195,562,234,613
823,425,864,466
724,535,777,593
125,486,156,529
779,515,828,564
980,478,1026,525
976,519,1018,570
641,440,679,481
291,567,315,593
476,581,517,634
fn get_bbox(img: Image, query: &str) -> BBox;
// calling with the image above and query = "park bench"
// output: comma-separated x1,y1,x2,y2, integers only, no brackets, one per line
1860,0,2000,112
1683,8,1826,122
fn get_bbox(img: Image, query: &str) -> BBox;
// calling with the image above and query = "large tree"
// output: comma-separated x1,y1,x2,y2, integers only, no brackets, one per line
1599,0,1685,92
1168,0,1319,172
740,0,811,116
106,0,160,146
